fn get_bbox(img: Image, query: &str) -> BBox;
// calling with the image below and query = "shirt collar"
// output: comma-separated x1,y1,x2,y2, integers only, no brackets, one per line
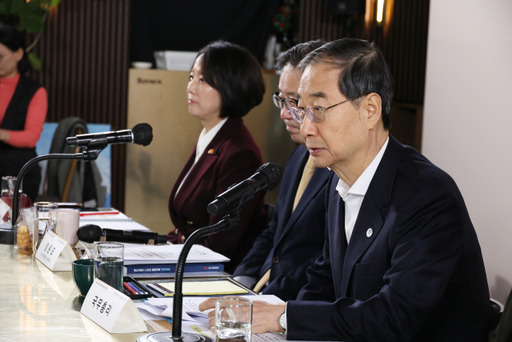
195,117,228,161
336,136,389,199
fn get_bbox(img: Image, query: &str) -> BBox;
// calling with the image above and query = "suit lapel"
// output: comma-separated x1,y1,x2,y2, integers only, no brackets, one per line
281,167,330,236
340,196,384,296
173,119,239,211
339,136,402,296
329,189,348,297
274,147,330,246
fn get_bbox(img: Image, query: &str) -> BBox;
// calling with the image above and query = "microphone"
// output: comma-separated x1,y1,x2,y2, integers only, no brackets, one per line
65,123,153,147
77,224,168,244
207,162,282,216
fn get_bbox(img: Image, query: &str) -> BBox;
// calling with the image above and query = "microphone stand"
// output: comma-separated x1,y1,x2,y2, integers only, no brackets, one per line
137,213,240,342
10,145,105,233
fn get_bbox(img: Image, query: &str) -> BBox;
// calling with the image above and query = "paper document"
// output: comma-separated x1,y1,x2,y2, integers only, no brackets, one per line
124,244,230,265
136,295,286,341
80,211,152,231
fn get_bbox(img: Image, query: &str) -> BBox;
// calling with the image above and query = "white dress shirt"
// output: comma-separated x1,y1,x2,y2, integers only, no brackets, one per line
336,137,389,243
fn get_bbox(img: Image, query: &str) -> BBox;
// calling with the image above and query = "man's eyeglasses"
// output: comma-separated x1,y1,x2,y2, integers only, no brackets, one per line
289,99,351,123
272,92,298,111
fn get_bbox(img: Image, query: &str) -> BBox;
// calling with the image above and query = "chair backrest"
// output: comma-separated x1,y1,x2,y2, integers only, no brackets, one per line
488,289,512,342
40,117,106,207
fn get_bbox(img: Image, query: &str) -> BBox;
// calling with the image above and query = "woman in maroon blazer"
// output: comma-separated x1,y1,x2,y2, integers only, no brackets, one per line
167,41,267,272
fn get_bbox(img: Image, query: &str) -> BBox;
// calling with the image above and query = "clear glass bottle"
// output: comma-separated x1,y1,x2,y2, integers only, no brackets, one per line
0,176,32,228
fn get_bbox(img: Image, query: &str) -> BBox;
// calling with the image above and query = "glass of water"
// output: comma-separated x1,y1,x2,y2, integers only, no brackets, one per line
34,202,58,238
94,242,124,291
215,297,253,342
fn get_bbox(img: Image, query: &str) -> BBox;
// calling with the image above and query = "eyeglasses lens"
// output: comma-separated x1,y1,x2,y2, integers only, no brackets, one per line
272,93,283,109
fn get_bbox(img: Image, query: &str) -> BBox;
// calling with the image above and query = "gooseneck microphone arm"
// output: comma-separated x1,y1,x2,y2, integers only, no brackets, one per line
11,149,103,229
171,214,240,341
137,162,282,342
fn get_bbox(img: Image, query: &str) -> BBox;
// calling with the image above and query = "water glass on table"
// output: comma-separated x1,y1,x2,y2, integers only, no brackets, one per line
94,241,124,291
215,297,253,342
34,202,58,247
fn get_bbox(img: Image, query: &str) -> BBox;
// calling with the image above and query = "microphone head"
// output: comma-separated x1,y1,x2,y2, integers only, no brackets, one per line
132,123,153,146
77,224,102,243
257,162,282,191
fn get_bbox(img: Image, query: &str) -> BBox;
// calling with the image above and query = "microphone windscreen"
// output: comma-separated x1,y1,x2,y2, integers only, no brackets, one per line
257,162,282,190
77,224,103,243
132,123,153,146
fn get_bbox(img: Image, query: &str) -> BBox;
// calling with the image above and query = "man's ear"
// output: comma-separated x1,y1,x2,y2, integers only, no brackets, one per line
363,93,382,129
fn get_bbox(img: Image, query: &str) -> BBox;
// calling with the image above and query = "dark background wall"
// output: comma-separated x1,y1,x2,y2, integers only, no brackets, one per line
28,0,429,211
130,0,279,65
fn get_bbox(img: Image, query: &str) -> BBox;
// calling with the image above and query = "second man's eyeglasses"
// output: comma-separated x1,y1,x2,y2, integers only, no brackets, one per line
272,92,298,111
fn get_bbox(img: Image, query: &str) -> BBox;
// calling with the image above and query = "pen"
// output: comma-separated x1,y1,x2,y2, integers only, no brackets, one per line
129,281,149,295
123,282,139,295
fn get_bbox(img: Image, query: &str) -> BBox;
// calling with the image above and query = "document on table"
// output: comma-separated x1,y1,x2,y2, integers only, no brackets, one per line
79,210,152,231
124,244,230,265
136,294,286,341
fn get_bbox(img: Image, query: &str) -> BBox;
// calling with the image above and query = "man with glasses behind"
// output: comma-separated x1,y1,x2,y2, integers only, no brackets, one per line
202,38,490,341
232,40,331,301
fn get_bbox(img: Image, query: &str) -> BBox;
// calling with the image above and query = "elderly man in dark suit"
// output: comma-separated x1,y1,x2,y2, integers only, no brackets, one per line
201,38,490,341
232,40,331,301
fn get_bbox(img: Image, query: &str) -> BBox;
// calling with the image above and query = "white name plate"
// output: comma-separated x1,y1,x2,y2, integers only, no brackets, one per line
0,199,10,220
35,230,75,271
81,279,147,334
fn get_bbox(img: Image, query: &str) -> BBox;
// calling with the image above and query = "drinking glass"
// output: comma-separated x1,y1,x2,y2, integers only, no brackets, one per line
34,202,58,238
94,242,124,292
215,297,253,342
1,176,31,227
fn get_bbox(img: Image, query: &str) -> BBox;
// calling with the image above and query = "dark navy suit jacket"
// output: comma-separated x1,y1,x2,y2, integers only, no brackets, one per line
287,136,490,342
233,145,331,301
168,117,267,273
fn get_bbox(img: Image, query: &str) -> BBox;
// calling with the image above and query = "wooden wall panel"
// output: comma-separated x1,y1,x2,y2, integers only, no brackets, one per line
297,0,429,104
296,0,429,149
28,0,131,210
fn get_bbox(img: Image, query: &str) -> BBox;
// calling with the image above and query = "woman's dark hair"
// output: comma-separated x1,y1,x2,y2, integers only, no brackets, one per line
195,40,265,118
0,25,30,74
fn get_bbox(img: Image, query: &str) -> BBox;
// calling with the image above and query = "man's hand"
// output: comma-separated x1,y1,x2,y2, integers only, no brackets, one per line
198,297,286,334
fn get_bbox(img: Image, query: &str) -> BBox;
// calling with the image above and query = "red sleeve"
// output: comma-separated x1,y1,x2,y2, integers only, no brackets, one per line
7,87,48,148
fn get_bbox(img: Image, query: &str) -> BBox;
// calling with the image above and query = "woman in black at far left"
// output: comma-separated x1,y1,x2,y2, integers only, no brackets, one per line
0,25,48,202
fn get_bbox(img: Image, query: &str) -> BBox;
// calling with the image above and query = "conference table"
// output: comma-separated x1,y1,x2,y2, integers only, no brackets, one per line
0,211,294,342
0,243,155,341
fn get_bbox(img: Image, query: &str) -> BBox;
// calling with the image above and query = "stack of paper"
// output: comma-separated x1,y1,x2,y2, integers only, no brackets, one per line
124,244,229,265
79,210,151,232
136,294,286,341
123,244,230,278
